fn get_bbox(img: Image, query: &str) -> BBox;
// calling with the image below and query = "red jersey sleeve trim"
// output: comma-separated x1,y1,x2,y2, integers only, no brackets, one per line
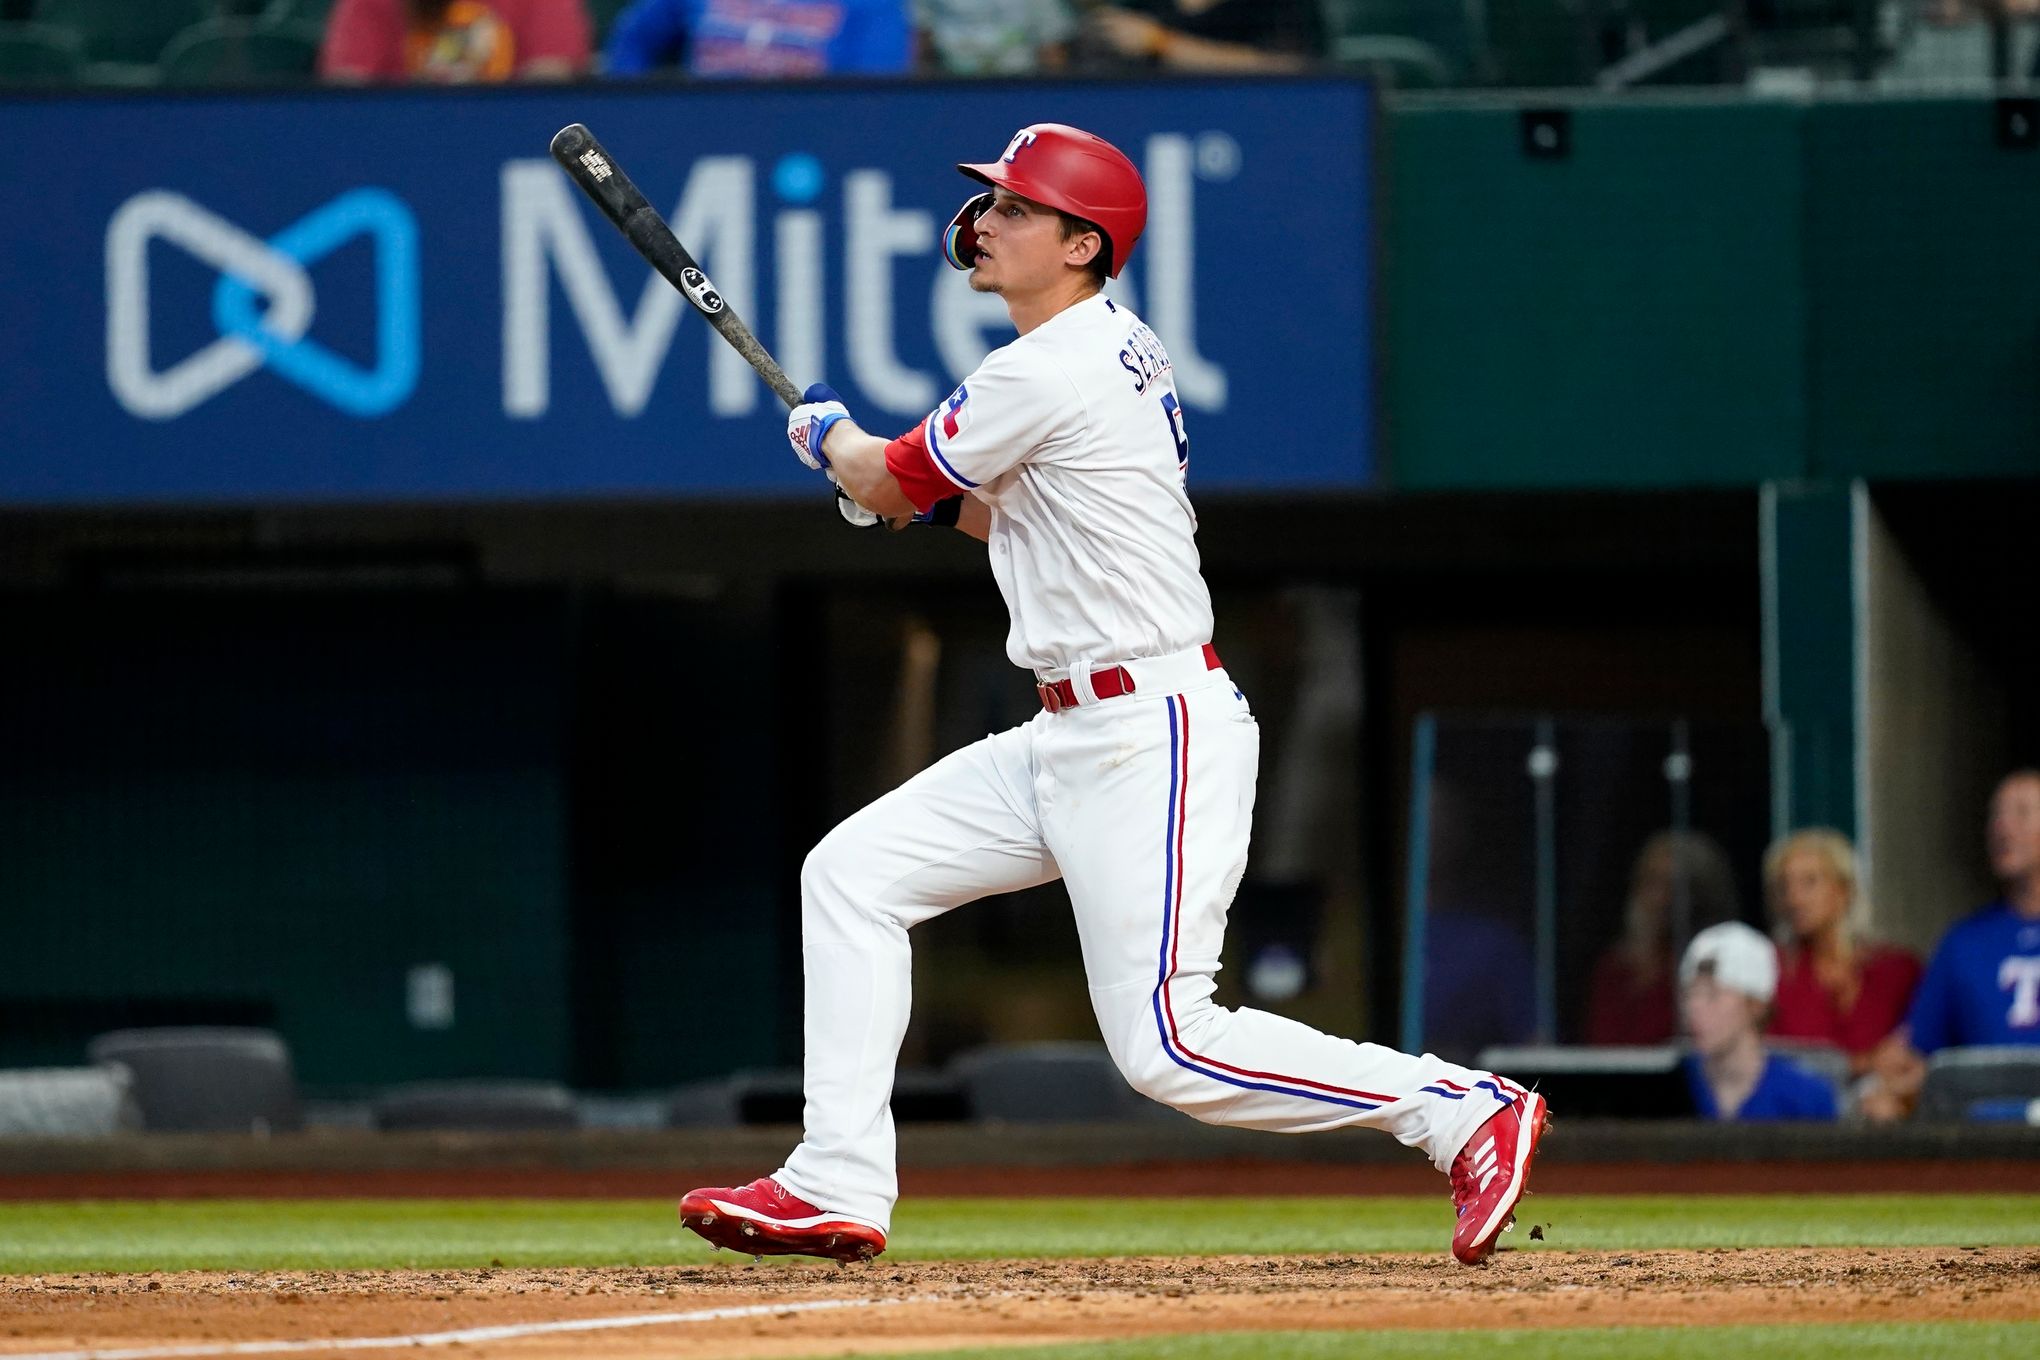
884,421,966,515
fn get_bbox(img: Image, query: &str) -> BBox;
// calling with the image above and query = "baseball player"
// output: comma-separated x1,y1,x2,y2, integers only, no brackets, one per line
680,123,1548,1267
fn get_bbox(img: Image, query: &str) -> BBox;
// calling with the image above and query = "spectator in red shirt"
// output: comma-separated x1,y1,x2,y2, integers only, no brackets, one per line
320,0,591,82
1763,828,1921,1074
1583,829,1742,1045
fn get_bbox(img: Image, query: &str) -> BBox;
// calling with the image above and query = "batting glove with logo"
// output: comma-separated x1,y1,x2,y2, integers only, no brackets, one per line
788,382,851,471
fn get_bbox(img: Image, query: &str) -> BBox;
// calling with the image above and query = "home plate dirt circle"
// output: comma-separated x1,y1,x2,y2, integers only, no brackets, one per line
5,1249,2039,1360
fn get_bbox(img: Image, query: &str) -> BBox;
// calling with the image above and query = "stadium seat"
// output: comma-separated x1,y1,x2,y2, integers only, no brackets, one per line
34,0,217,65
1327,34,1457,87
262,0,334,31
950,1041,1170,1123
0,21,84,84
1767,1038,1851,1088
1320,0,1486,84
158,17,319,85
664,1066,966,1127
86,1027,302,1134
1483,0,1597,87
1766,1038,1853,1116
1474,1045,1695,1118
0,1065,140,1136
1599,0,1742,87
1918,1046,2040,1122
372,1079,580,1132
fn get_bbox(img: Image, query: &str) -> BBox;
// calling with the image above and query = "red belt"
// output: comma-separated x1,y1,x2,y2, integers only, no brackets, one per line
1037,644,1221,714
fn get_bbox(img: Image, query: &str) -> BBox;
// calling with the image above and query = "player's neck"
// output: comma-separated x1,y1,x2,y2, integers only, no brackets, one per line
2008,872,2040,919
1700,1029,1766,1088
1006,279,1101,337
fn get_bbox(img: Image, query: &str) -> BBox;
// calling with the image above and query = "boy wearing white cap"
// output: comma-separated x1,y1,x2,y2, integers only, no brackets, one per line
1680,922,1839,1122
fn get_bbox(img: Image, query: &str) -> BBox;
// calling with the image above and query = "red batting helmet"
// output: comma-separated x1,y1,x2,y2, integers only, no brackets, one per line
956,124,1147,278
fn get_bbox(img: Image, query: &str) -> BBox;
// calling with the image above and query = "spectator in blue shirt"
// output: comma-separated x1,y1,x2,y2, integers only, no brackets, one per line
1678,922,1839,1122
1863,769,2040,1120
604,0,911,77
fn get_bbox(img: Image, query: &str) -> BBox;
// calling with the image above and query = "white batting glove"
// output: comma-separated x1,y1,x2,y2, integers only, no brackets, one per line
835,485,881,527
788,381,851,471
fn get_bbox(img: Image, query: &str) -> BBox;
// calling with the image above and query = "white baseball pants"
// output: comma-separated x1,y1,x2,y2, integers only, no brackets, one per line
775,650,1516,1232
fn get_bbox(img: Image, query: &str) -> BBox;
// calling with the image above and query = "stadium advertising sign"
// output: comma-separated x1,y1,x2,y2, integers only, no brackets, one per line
0,80,1374,504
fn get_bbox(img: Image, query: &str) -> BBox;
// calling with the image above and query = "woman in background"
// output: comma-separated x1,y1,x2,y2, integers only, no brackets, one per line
1764,828,1921,1075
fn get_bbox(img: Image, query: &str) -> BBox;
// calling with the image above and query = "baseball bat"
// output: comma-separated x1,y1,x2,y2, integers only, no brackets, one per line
549,123,891,526
548,122,802,411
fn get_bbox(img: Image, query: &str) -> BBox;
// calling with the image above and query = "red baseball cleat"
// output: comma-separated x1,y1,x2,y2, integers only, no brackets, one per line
1449,1089,1550,1265
678,1177,887,1263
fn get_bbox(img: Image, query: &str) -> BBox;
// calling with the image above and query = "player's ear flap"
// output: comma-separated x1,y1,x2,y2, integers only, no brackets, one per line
944,193,995,271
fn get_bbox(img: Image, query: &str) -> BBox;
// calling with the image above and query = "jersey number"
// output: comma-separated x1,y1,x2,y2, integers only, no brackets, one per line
1159,392,1189,470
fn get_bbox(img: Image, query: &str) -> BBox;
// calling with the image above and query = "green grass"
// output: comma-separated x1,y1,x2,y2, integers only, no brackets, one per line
819,1324,2040,1360
0,1194,2035,1274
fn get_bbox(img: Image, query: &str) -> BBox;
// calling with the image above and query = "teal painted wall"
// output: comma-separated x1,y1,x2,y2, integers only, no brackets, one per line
1804,100,2040,480
1764,482,1861,839
1387,95,2040,490
0,593,574,1085
0,589,789,1090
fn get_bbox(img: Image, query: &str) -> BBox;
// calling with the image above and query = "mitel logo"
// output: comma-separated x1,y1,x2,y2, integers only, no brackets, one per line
502,132,1233,423
105,188,421,420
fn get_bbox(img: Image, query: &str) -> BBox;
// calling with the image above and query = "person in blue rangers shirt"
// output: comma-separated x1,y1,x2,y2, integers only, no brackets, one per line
1862,769,2040,1120
1678,922,1839,1122
603,0,910,77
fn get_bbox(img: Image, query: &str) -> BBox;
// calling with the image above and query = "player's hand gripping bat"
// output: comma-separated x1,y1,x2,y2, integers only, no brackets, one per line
548,123,887,526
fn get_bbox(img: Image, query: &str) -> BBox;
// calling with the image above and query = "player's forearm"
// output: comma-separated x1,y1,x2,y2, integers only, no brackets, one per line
822,424,917,520
955,496,991,542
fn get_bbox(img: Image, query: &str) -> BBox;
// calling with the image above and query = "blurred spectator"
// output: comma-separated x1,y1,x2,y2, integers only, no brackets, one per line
1583,829,1741,1045
1423,907,1535,1061
1679,923,1838,1121
915,0,1074,74
320,0,590,81
1081,0,1323,72
604,0,911,77
1763,828,1921,1073
1418,777,1536,1060
1863,769,2040,1120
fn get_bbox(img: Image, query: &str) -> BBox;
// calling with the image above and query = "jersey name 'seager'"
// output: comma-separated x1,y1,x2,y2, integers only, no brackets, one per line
885,295,1213,674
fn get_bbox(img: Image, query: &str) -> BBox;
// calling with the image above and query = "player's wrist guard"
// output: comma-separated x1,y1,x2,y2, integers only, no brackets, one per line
914,496,964,528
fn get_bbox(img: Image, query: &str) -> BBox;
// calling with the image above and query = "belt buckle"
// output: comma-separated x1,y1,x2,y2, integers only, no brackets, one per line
1036,681,1064,714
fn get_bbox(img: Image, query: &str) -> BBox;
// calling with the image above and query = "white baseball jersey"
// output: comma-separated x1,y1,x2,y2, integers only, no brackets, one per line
886,294,1212,674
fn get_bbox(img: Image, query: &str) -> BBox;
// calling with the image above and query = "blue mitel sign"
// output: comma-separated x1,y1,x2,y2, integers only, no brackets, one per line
0,79,1374,504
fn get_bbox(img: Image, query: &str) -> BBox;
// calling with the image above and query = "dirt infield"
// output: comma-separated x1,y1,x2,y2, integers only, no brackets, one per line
6,1247,2039,1360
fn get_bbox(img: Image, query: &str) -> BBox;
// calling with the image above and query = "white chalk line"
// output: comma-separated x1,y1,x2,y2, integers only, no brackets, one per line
2,1292,963,1360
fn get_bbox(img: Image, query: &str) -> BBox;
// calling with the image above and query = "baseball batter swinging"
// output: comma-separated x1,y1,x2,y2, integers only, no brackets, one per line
681,123,1548,1267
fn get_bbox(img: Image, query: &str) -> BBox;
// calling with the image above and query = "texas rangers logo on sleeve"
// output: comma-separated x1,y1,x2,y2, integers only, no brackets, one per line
923,383,979,489
938,383,972,440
